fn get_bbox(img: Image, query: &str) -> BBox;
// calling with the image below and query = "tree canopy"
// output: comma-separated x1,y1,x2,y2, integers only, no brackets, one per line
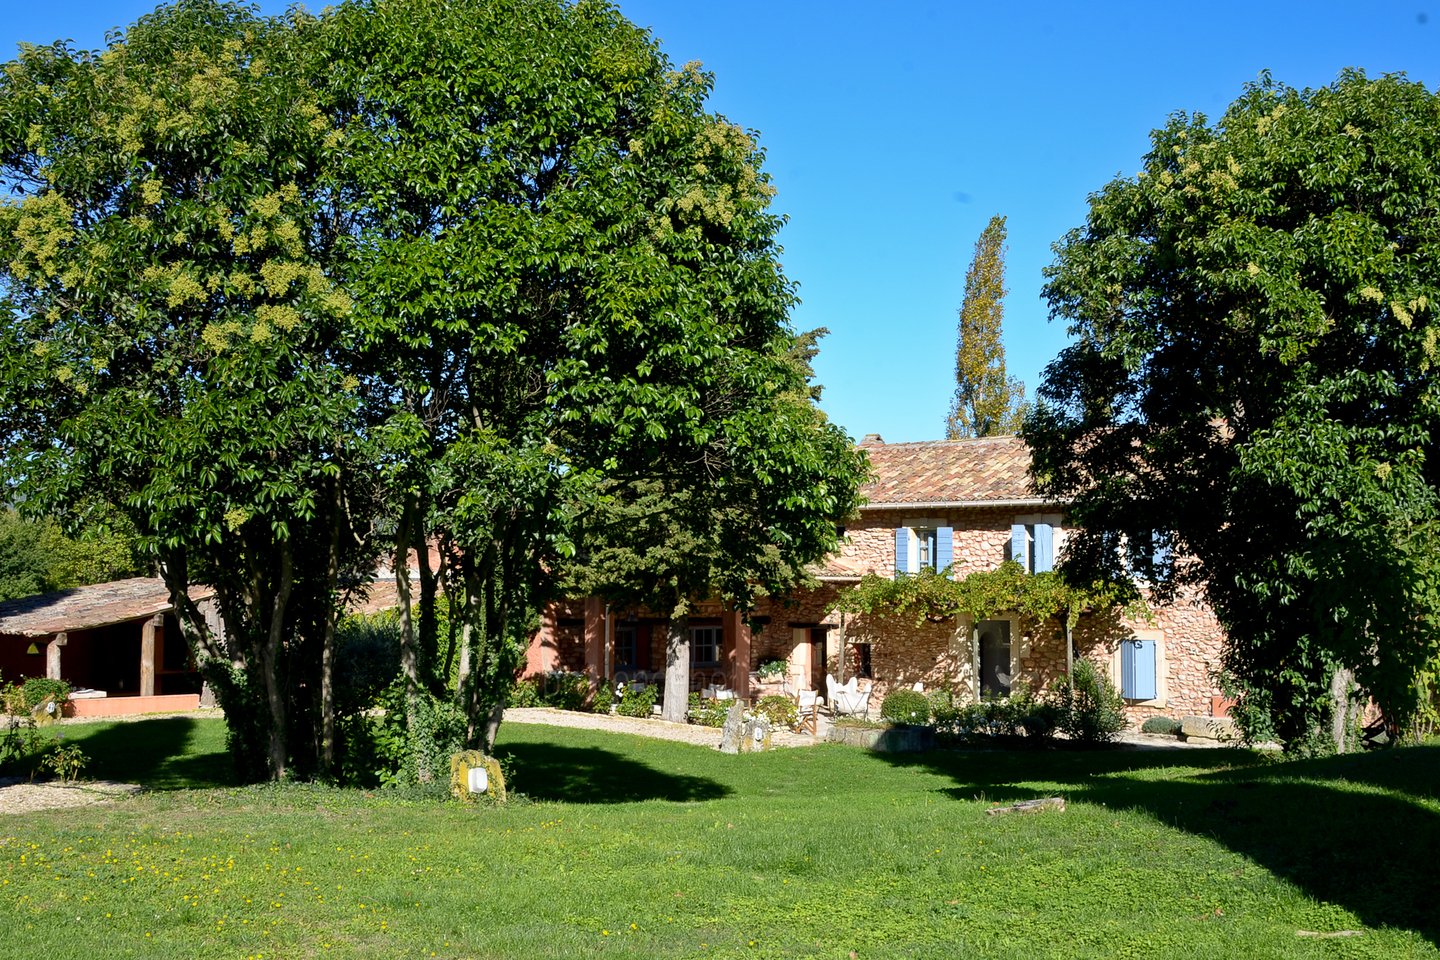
1026,71,1440,749
0,0,864,778
947,214,1026,439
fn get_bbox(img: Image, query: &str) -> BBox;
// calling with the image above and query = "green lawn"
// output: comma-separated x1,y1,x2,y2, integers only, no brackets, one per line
2,717,1437,959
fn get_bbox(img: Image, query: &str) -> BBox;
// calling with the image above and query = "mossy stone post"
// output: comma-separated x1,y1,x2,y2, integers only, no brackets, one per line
450,750,506,803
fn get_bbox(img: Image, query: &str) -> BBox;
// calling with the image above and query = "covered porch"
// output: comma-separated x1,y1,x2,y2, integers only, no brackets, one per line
0,578,214,717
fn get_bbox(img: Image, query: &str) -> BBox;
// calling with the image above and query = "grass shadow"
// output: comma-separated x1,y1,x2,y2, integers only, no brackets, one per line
51,716,234,789
872,743,1440,946
495,741,730,804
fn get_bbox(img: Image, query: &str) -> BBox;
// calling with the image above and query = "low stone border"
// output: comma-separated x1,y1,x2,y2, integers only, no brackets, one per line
503,707,824,749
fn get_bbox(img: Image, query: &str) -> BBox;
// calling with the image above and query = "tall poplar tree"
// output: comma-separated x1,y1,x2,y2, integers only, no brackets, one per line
946,215,1027,438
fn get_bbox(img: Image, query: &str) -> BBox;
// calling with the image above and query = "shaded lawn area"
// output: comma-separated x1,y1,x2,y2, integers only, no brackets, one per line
0,717,1435,960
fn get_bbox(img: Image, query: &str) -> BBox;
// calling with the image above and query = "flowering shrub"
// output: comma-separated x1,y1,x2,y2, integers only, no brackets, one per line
43,738,88,782
687,693,730,728
755,659,787,681
615,684,657,718
752,695,797,729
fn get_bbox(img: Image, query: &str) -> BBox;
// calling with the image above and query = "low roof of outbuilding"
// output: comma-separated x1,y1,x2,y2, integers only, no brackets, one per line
0,577,212,638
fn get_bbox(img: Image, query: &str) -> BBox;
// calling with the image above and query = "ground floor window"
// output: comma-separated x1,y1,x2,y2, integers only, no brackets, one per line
690,625,722,666
615,624,639,671
852,642,873,679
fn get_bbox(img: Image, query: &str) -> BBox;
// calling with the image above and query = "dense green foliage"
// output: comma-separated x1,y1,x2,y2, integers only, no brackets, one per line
8,716,1440,958
833,562,1136,629
0,509,144,602
880,688,931,725
1031,75,1440,748
0,0,863,781
1027,72,1440,750
1051,659,1128,744
940,685,1061,741
947,214,1027,438
1141,715,1183,736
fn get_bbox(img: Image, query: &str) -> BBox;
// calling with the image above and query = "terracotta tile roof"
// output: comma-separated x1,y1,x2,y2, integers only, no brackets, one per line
0,578,213,638
857,435,1042,506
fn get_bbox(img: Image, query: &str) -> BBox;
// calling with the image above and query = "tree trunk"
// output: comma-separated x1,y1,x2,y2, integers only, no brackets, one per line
261,545,294,780
481,700,505,753
395,493,420,725
416,491,440,692
661,610,690,723
319,478,343,774
1331,665,1354,754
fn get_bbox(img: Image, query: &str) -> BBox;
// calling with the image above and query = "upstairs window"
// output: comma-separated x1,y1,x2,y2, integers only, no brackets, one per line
894,521,953,576
1010,517,1060,573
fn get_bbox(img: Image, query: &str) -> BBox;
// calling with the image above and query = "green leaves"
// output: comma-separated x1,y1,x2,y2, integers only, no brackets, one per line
1029,71,1440,746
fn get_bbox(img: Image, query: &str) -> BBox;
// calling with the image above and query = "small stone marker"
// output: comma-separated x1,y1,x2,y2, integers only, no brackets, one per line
985,797,1065,817
718,703,774,753
719,701,746,754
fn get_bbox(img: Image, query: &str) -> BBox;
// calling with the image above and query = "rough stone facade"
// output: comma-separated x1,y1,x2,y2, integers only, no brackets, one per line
523,436,1229,722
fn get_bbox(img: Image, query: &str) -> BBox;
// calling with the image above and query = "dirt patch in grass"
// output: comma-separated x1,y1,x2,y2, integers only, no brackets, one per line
0,777,142,815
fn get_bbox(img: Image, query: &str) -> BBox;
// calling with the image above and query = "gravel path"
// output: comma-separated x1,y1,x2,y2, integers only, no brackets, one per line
0,778,142,816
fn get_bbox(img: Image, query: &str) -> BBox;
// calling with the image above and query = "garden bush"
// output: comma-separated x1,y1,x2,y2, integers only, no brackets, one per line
0,714,42,773
591,682,615,714
753,695,797,729
1051,660,1127,744
507,677,543,708
880,688,930,726
687,693,730,728
616,683,658,718
1140,715,1182,735
18,677,71,717
333,612,402,717
939,685,1059,741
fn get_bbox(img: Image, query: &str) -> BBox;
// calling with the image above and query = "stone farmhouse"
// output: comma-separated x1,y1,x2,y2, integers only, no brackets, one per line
525,434,1228,722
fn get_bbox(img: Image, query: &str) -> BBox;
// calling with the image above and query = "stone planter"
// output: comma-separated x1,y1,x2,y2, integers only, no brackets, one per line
826,724,935,753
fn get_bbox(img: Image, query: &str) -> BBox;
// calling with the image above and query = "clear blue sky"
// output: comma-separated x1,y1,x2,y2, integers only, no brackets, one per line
8,2,1437,443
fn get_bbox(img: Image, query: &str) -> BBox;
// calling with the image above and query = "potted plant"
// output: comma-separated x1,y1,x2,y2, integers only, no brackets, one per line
755,658,788,683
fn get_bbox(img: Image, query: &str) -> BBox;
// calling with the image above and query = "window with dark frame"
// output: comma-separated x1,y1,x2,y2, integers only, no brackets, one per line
614,624,638,671
690,624,723,666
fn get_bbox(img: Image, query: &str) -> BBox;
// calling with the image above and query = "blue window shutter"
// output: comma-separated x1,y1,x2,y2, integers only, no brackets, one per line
936,526,953,573
894,527,910,576
1033,523,1054,573
1122,639,1157,700
1010,524,1029,570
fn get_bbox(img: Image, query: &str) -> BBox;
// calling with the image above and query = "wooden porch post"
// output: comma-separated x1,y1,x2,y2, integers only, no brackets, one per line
46,632,67,680
140,614,162,697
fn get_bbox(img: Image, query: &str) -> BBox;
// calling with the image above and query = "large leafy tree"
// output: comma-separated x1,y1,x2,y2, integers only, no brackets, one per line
0,1,379,779
1027,71,1440,750
946,214,1026,438
316,0,863,742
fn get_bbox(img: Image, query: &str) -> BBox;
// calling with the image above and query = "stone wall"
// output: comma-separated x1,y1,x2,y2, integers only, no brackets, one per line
525,505,1228,723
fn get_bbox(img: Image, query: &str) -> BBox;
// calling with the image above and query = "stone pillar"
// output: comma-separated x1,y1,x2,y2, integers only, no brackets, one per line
140,614,162,697
526,605,559,676
790,628,813,692
46,632,67,680
582,598,605,687
725,609,751,701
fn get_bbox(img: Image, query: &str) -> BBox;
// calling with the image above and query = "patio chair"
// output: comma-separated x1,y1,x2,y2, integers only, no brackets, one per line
795,688,820,735
825,674,871,717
